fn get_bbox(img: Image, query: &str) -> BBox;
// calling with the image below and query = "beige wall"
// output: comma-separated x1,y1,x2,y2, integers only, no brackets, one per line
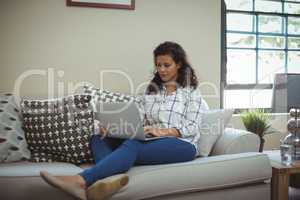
0,0,221,107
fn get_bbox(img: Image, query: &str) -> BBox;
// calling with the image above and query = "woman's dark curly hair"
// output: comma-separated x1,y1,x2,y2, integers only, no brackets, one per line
146,41,198,94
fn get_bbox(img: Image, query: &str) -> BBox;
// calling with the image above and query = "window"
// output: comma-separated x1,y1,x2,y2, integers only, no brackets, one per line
223,0,300,110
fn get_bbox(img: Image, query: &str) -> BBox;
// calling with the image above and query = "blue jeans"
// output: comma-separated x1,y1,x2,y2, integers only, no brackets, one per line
79,135,196,186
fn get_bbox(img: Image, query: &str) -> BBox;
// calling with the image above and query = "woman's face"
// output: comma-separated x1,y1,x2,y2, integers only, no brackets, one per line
155,55,180,83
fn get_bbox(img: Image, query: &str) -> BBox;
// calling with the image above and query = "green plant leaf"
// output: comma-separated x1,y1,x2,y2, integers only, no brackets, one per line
241,109,272,137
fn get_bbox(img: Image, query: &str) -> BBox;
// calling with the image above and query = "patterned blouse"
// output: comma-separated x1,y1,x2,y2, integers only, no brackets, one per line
137,86,209,156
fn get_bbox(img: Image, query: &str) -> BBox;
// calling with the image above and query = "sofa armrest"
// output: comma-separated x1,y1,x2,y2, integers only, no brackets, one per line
210,128,260,156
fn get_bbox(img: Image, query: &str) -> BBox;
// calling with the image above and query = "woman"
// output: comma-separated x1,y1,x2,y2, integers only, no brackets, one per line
40,41,209,200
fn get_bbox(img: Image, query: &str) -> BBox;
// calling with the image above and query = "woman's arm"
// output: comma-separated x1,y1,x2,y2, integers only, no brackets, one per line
94,120,109,137
177,88,209,138
143,89,208,138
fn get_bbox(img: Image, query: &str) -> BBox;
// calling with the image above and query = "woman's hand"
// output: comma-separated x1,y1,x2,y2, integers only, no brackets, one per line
94,120,109,137
144,126,180,138
99,126,108,137
144,126,165,137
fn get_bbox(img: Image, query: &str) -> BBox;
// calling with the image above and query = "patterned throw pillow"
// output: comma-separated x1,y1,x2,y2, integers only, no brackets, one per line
21,95,94,164
82,86,133,103
0,93,31,162
80,85,145,130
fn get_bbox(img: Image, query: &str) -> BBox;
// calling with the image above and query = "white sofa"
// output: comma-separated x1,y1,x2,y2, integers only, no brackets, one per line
0,128,272,200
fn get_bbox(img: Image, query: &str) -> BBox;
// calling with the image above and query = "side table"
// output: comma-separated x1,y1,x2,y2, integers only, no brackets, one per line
264,150,300,200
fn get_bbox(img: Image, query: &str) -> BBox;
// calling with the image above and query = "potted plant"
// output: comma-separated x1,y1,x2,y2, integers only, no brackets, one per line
241,109,273,152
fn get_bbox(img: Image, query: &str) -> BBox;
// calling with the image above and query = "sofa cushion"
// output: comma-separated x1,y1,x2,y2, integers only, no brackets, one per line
79,85,145,124
82,85,133,104
111,152,271,200
21,95,94,164
198,109,233,157
0,152,271,200
0,161,83,200
211,128,260,156
0,161,83,176
0,93,30,162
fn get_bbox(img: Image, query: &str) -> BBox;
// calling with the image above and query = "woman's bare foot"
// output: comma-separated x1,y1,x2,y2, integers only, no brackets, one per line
40,171,87,200
87,174,129,200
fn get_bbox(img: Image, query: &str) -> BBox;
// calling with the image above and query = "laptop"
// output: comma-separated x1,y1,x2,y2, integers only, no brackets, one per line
95,102,168,141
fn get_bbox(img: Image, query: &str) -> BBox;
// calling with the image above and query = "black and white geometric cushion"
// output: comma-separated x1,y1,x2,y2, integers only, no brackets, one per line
0,93,30,162
81,86,146,126
21,95,94,164
82,86,133,103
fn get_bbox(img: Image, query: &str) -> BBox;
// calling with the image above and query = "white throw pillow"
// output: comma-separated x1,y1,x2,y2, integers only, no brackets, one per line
197,109,234,157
